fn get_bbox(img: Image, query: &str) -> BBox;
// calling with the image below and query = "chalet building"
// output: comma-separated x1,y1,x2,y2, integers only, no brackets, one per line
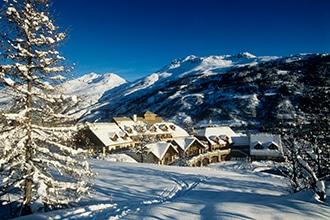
77,111,285,165
195,126,237,151
250,133,284,162
171,137,207,158
145,142,179,165
79,111,189,154
79,122,135,154
113,111,189,142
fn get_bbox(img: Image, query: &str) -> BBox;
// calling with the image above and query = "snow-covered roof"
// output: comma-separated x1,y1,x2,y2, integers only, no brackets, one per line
146,142,178,160
115,118,141,136
87,122,133,146
196,126,237,145
250,133,283,157
115,119,189,138
173,137,206,151
151,122,189,138
209,136,227,145
196,126,236,137
231,136,250,146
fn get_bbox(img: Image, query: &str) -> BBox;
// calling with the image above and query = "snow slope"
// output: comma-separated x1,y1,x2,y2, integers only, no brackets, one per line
80,52,281,121
0,72,126,118
16,159,330,220
61,72,126,105
79,53,329,132
118,52,278,97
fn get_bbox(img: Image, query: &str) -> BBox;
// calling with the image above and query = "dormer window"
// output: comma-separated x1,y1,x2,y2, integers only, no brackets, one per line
268,143,278,150
126,127,133,134
220,135,230,142
121,133,128,140
110,133,119,141
150,125,157,132
212,136,220,144
254,142,263,149
160,124,168,131
170,125,176,130
136,125,146,133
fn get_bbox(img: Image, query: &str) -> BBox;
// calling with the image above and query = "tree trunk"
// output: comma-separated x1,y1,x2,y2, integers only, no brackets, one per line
23,79,33,213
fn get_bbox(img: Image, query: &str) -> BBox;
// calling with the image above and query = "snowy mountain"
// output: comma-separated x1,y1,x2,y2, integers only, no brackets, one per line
77,52,329,133
1,52,329,133
0,72,127,117
60,72,126,116
79,52,279,121
61,72,126,99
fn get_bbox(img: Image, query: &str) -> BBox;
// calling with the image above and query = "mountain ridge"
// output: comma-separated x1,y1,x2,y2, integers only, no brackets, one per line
1,52,329,132
75,52,329,134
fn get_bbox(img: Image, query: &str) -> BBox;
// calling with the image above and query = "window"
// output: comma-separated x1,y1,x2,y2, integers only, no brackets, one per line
254,143,263,149
160,124,168,131
110,133,119,141
268,143,278,150
150,126,157,132
126,127,133,134
122,134,129,140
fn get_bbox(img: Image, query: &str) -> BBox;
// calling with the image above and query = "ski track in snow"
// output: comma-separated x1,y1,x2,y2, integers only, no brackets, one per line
110,170,207,219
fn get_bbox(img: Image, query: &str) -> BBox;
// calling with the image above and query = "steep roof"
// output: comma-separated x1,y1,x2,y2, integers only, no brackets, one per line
231,136,250,147
87,122,133,146
115,119,189,138
146,142,178,160
146,122,189,138
173,137,206,151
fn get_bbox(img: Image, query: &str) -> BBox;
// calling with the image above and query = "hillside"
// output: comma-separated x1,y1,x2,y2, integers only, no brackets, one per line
60,72,127,117
2,52,328,132
12,158,330,219
78,53,329,133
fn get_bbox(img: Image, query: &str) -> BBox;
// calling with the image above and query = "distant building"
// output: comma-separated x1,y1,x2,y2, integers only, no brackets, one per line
113,111,189,142
250,133,284,162
79,111,189,154
195,126,237,151
77,112,285,164
194,126,284,162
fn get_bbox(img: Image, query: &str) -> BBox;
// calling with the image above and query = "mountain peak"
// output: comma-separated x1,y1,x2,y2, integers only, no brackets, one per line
236,52,257,59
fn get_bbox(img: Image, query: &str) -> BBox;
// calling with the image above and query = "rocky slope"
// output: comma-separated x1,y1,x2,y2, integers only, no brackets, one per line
79,53,329,133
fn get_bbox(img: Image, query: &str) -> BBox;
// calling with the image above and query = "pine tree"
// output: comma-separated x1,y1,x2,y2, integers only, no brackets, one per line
0,0,93,215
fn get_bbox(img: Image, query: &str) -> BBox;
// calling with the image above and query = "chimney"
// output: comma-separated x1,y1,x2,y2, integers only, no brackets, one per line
133,114,137,122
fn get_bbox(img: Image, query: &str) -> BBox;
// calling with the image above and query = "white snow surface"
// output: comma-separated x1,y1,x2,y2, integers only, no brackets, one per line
16,159,330,220
58,72,126,117
120,52,279,98
61,72,126,103
0,72,126,117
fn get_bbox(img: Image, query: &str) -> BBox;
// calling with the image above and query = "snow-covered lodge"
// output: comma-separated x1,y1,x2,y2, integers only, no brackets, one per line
77,111,189,155
77,111,285,165
250,133,284,161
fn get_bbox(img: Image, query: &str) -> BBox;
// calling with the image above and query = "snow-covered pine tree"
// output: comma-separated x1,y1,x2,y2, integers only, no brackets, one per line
281,122,327,201
0,0,93,216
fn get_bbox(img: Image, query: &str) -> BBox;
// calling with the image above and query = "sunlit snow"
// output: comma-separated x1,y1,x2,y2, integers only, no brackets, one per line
15,159,330,220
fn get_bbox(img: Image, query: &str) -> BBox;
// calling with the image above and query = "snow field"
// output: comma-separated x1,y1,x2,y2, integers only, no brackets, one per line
17,159,330,219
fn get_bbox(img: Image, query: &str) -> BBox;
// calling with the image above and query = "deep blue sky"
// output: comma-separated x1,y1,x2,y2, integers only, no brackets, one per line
4,0,330,81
